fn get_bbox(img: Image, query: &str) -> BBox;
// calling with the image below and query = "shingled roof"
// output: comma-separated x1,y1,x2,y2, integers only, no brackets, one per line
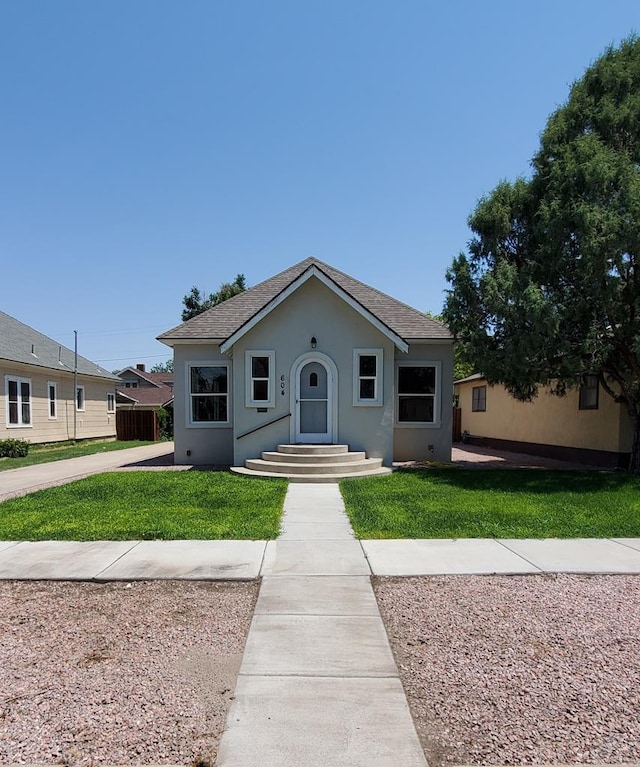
158,258,452,345
0,311,119,381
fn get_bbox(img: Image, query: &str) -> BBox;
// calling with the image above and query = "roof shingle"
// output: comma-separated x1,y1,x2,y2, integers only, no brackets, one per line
0,311,119,381
158,258,452,343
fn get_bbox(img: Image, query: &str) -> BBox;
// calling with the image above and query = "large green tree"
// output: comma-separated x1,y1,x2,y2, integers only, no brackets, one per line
444,37,640,472
181,274,247,321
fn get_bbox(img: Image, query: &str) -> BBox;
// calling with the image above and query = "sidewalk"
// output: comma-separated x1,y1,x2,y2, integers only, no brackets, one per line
1,535,639,579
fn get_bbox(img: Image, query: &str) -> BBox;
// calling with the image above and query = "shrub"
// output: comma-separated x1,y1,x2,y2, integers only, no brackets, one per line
156,406,174,440
0,439,30,458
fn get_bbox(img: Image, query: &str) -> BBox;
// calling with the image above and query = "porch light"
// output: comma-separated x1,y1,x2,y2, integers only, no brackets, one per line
311,336,317,349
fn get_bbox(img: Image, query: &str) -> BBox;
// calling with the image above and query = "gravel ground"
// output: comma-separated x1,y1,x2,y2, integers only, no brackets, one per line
375,574,640,766
0,580,258,766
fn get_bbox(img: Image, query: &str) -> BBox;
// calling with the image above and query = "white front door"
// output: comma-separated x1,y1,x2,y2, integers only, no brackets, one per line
295,359,332,443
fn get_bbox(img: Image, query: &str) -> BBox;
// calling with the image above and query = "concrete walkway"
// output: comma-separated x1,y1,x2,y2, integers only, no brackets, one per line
0,442,175,502
215,483,428,767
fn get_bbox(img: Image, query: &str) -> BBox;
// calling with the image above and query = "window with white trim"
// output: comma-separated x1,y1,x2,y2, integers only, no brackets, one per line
245,351,275,407
107,392,116,413
48,382,57,419
353,349,383,406
76,386,85,412
396,363,438,424
188,363,230,425
5,376,32,427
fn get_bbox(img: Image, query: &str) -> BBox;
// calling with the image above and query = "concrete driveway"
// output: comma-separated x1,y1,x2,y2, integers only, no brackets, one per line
452,443,606,470
0,441,176,502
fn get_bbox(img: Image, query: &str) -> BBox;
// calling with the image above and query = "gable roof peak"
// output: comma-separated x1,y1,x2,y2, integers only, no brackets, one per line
158,258,452,345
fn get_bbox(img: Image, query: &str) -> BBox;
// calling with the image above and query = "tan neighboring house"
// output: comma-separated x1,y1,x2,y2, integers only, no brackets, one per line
158,257,454,469
454,373,633,468
1,310,119,444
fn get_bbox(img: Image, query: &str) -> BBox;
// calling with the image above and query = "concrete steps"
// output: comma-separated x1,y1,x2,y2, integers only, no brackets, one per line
231,444,392,482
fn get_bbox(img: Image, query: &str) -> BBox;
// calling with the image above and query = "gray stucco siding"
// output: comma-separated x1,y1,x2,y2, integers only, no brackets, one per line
170,278,454,467
392,342,453,462
173,344,233,465
232,277,396,466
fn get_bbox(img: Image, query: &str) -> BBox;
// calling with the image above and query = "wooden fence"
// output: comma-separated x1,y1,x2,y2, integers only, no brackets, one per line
116,410,159,441
452,407,462,443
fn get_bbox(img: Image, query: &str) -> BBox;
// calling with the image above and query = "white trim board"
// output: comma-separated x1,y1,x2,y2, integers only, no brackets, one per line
220,265,409,354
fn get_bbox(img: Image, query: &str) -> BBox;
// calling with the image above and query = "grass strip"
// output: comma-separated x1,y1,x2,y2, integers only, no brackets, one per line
0,440,157,472
0,471,287,540
340,468,640,538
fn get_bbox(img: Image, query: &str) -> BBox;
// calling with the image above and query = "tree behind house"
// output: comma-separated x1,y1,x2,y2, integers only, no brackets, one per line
181,274,247,321
444,36,640,473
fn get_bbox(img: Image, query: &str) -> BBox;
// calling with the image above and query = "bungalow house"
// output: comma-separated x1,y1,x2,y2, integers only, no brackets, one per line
116,364,174,441
158,258,453,478
454,373,633,469
1,310,119,444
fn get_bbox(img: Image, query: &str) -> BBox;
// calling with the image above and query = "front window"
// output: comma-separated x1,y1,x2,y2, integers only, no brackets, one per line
6,376,31,427
397,364,438,424
76,386,85,412
245,351,275,407
189,364,229,424
353,349,383,406
107,392,116,413
48,382,57,419
472,385,486,412
579,374,599,410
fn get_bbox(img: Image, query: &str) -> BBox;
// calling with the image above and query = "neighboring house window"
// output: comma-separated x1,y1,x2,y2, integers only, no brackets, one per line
124,382,138,389
107,392,116,413
472,385,486,412
579,374,599,410
353,349,383,406
5,376,31,427
396,363,439,425
76,386,85,412
48,382,57,419
188,363,230,425
245,351,275,407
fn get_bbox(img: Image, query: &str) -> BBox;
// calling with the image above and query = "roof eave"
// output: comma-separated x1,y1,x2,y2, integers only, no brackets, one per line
156,336,225,347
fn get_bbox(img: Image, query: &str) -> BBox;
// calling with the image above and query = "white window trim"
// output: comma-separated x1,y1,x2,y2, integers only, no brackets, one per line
353,348,383,406
107,391,116,413
5,375,32,428
48,381,58,420
186,360,232,428
76,385,86,412
245,350,275,408
395,361,441,428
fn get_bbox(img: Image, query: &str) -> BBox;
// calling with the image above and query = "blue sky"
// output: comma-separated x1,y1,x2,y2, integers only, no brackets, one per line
1,1,638,371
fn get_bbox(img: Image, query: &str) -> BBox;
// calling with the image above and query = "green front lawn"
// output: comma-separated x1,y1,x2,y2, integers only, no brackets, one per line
0,471,287,540
340,469,640,538
0,440,157,472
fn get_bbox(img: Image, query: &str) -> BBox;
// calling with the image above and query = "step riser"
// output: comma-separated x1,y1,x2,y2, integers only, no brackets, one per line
277,444,349,455
246,459,382,475
230,466,392,482
261,451,366,464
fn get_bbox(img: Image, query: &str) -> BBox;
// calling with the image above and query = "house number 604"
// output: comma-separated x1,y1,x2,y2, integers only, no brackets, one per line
280,375,286,396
